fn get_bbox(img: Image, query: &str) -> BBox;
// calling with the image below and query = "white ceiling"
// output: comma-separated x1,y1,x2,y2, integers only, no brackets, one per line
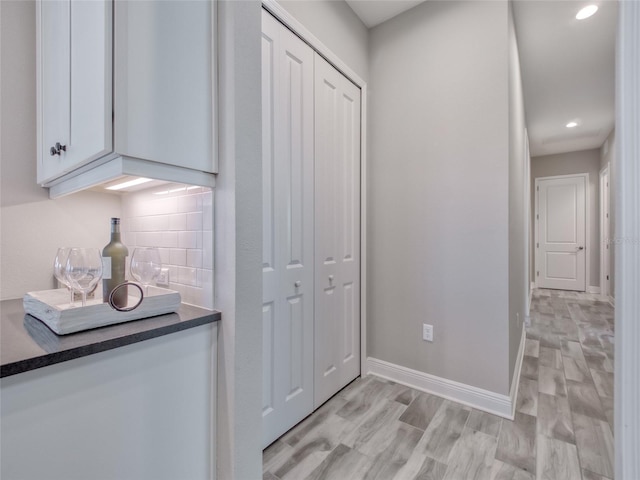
344,0,427,28
345,0,617,158
512,1,616,157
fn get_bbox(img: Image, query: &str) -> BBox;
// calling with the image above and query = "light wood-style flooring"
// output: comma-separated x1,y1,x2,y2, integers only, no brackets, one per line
263,289,615,480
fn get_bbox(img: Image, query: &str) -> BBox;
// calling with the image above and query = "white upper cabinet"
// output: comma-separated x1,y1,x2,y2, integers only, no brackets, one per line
114,1,214,172
37,0,216,189
37,0,112,184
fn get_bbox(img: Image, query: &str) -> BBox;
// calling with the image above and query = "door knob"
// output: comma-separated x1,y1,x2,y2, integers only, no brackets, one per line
294,281,302,288
328,275,334,283
578,246,584,250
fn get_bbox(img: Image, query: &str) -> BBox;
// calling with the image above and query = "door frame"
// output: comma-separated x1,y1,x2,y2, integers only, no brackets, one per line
261,0,369,375
616,2,640,477
599,163,611,300
534,173,590,291
523,129,531,317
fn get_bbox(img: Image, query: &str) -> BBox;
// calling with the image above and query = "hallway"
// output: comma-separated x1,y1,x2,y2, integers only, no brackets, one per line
262,289,615,479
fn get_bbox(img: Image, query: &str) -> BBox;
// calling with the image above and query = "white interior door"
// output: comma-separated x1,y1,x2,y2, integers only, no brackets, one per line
261,11,315,447
314,53,361,408
536,175,587,291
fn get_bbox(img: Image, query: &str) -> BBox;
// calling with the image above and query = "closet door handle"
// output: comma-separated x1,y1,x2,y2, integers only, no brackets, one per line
294,281,302,288
328,275,334,284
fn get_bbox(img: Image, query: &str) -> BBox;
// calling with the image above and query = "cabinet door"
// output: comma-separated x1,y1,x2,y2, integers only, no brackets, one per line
261,10,315,448
114,1,215,173
314,54,361,408
37,0,112,184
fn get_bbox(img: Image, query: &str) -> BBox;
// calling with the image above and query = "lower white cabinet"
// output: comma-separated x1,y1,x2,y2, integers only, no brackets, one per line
1,324,216,480
261,10,362,447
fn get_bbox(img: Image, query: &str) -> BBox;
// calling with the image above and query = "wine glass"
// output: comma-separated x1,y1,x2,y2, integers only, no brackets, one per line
65,248,103,307
53,247,74,305
130,247,162,295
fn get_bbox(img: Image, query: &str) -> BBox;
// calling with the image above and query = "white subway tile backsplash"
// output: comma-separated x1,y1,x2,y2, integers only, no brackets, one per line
201,269,213,291
139,216,153,232
169,265,179,283
158,248,171,265
178,231,198,249
169,248,187,266
186,249,203,268
186,212,202,231
202,231,213,266
159,231,178,248
177,194,201,214
149,215,170,232
122,185,213,309
203,191,213,231
137,231,162,247
127,217,140,232
169,213,187,231
153,197,178,216
178,267,198,287
121,232,134,246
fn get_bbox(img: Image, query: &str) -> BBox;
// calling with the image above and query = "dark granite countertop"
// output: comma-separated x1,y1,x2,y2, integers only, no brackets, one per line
0,298,220,378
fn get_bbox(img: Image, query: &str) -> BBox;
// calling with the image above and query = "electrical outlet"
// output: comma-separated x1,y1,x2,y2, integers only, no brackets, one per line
157,268,170,287
422,323,434,342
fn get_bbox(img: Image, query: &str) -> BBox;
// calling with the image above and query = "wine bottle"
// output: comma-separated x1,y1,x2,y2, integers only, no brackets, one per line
102,217,129,308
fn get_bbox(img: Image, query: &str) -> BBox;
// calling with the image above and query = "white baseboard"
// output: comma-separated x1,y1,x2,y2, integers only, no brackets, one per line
588,286,601,294
509,326,527,419
365,357,514,420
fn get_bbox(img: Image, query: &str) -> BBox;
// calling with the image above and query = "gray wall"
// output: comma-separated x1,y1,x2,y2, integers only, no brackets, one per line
508,3,528,387
0,0,121,300
530,149,602,288
368,0,511,395
600,129,615,297
276,0,369,81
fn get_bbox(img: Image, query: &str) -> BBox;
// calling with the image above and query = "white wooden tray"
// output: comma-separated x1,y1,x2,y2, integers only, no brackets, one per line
23,286,181,335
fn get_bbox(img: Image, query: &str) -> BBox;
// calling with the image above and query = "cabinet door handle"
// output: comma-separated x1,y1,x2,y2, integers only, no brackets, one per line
50,142,67,156
294,281,302,288
328,275,334,284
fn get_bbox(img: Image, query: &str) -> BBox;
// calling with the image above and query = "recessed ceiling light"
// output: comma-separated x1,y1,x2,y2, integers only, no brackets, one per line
105,177,152,191
566,121,579,128
576,5,598,20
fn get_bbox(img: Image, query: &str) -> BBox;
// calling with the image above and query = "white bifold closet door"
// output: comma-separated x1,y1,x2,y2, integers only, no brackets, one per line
313,54,361,408
261,11,315,448
261,10,362,447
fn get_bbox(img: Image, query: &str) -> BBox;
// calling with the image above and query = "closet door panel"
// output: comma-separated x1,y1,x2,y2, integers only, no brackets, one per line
261,14,277,306
314,54,361,408
275,24,314,423
262,10,315,448
261,12,279,435
339,81,362,379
